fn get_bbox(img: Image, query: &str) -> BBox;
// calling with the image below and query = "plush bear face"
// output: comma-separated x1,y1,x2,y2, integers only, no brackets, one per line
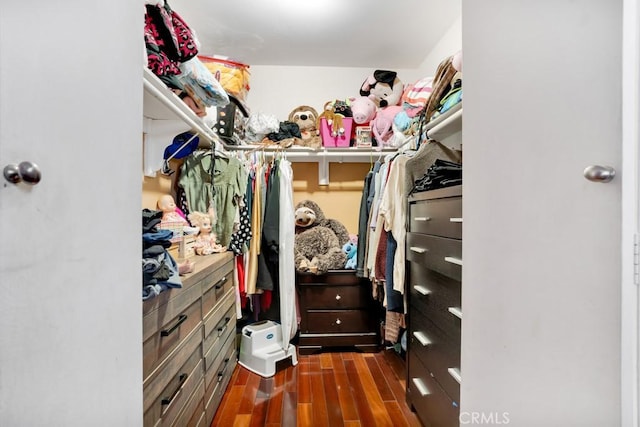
289,106,318,133
295,206,317,228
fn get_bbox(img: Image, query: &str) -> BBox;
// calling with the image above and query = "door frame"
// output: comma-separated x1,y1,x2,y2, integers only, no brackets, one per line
622,0,639,425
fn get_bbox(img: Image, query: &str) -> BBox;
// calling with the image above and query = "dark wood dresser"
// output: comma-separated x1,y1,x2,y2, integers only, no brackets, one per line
406,185,462,427
296,270,380,355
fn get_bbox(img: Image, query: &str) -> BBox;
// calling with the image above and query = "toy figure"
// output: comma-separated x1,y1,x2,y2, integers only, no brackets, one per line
157,194,188,225
187,211,226,255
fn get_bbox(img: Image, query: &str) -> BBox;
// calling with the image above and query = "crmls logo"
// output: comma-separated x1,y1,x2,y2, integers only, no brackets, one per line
459,412,510,425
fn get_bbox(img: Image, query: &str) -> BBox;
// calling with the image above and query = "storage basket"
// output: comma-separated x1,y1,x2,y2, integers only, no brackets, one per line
199,56,250,101
319,117,353,147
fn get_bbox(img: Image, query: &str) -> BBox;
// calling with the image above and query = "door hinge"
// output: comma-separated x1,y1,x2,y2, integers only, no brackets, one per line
634,234,639,286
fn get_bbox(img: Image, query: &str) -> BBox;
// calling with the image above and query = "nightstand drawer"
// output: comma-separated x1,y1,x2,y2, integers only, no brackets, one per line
298,283,371,309
409,196,462,239
409,263,461,336
407,233,462,281
410,310,460,402
304,309,375,334
408,351,459,427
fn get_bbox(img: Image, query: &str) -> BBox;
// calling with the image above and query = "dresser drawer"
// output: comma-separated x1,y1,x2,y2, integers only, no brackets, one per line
407,351,459,427
204,335,237,423
201,259,234,319
143,297,202,380
143,335,204,427
304,309,374,334
410,310,460,402
203,307,236,384
203,287,236,357
143,278,202,344
172,378,205,427
409,196,462,239
407,233,462,281
409,262,461,337
297,270,365,286
298,283,371,310
144,325,203,413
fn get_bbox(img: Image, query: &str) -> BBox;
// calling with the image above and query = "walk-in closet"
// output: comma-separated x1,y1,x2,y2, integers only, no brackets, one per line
0,1,636,427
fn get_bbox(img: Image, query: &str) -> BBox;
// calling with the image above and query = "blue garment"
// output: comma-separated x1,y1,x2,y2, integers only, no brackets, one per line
385,232,404,312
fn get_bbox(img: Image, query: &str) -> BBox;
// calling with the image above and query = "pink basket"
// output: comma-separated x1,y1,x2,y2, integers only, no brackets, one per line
319,117,353,147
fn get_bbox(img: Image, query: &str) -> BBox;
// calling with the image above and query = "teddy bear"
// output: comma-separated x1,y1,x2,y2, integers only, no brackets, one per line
294,200,350,274
288,105,322,149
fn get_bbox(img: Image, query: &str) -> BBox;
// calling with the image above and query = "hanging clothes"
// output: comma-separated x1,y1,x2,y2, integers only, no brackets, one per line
278,158,298,345
178,151,248,247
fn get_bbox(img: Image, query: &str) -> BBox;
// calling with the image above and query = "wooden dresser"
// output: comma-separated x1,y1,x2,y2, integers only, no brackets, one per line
143,252,237,427
406,185,462,426
296,270,379,355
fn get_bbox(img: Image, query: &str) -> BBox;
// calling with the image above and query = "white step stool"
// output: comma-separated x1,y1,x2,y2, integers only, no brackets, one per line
238,320,298,377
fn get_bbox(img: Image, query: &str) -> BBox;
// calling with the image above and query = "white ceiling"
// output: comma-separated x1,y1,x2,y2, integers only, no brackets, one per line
170,0,461,68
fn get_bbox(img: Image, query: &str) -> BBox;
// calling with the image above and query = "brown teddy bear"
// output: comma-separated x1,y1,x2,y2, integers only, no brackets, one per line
294,200,350,274
288,105,322,149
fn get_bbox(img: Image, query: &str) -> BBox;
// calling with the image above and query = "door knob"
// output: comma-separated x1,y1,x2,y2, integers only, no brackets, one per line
583,165,615,183
3,161,42,185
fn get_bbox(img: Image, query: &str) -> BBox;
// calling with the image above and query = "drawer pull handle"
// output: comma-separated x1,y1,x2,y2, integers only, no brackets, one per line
444,256,463,266
410,246,427,254
411,378,430,397
215,276,227,290
335,294,341,301
448,367,462,384
449,217,463,223
161,373,188,405
217,357,231,382
335,318,342,325
412,331,431,347
448,307,463,319
218,316,231,336
414,216,431,222
160,314,187,337
413,285,431,296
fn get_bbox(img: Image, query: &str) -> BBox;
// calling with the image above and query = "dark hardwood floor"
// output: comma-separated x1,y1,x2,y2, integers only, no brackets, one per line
211,349,422,427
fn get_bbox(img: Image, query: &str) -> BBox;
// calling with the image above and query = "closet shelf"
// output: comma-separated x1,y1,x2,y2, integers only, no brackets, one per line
425,103,462,143
233,145,399,185
143,67,221,147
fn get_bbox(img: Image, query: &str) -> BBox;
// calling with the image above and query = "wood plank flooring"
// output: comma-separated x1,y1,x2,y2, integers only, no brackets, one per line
211,349,422,427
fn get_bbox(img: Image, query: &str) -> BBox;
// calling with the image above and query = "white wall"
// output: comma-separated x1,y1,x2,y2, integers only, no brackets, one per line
245,15,462,121
419,15,462,74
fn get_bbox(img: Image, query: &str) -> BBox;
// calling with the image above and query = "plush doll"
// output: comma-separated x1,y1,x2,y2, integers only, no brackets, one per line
371,105,404,146
349,96,377,125
316,101,346,137
342,241,357,270
360,70,404,108
288,105,322,149
294,200,350,274
187,211,226,255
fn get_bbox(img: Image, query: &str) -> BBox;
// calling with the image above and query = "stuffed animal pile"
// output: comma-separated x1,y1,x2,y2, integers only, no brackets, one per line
294,200,350,275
